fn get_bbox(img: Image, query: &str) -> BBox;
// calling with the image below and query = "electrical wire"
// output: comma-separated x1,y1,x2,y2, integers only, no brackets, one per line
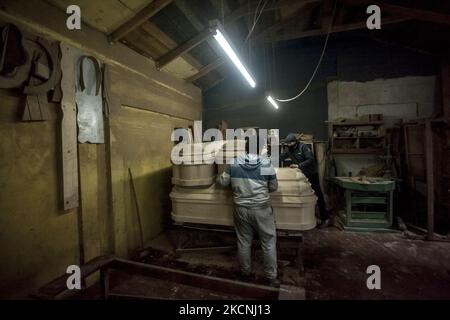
263,42,267,89
270,42,277,90
253,0,263,25
275,0,338,102
243,0,269,46
241,0,268,69
221,0,225,26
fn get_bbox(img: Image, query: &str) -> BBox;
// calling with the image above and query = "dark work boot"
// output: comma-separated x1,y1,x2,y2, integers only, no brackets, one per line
265,277,281,288
238,270,251,282
318,218,331,229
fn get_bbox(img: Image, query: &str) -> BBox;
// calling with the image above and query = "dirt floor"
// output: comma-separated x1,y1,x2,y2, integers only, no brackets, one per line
303,229,450,299
139,227,450,300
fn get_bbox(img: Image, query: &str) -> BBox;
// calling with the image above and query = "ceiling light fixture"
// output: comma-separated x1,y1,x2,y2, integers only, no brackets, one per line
212,27,256,88
266,95,279,109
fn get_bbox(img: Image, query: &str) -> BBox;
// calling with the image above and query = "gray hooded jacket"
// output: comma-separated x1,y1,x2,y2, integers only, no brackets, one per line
217,154,278,207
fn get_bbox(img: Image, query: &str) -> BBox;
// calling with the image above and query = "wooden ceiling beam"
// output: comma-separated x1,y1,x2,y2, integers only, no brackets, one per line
156,23,217,69
139,21,203,70
320,0,335,33
251,2,316,43
210,0,247,47
185,57,226,82
174,0,224,60
202,2,318,89
108,0,173,43
264,16,411,43
341,0,450,26
186,0,320,82
225,0,321,25
335,5,349,25
202,67,231,92
251,15,296,43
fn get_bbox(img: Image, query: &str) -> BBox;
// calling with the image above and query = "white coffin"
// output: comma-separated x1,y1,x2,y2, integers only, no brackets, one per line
170,168,317,231
172,140,245,187
172,164,217,186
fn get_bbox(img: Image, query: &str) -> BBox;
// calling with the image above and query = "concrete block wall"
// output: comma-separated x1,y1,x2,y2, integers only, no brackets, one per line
327,76,437,176
328,76,436,125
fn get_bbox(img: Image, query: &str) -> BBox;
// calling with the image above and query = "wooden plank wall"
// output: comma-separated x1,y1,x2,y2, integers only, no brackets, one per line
0,0,201,298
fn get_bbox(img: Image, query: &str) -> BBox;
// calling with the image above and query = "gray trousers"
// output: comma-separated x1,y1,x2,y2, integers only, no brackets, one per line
233,205,277,279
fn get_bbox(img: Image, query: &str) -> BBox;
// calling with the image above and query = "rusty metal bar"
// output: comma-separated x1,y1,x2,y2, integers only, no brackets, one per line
32,255,115,299
175,245,236,253
34,246,304,300
108,258,280,299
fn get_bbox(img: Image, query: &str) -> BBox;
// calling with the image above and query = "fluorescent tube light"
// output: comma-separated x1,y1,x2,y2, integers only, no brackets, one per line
213,29,256,88
267,95,279,109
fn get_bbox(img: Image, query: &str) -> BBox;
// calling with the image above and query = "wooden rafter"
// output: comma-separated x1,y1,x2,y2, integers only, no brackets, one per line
210,0,248,44
108,0,173,43
139,22,203,70
156,22,217,69
225,0,321,25
181,0,267,83
335,4,348,25
264,16,411,43
185,58,226,82
341,0,450,26
185,0,320,83
174,0,223,57
203,67,231,92
252,2,317,43
320,0,334,33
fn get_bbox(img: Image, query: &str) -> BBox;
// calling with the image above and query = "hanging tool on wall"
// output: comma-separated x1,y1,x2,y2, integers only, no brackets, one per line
22,38,61,121
23,38,61,95
58,48,107,210
22,74,51,121
75,55,104,143
22,46,50,121
0,23,27,76
0,23,31,88
0,23,62,121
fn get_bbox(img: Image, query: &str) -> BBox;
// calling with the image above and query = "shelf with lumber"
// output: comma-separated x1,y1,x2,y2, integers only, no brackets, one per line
329,119,386,156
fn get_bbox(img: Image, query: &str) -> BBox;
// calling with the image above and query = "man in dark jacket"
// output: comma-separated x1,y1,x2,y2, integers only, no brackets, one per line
280,133,330,227
218,136,279,286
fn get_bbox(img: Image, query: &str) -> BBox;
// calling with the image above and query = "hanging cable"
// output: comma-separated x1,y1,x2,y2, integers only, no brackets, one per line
242,0,268,69
221,0,225,26
263,43,267,90
253,0,263,25
243,0,268,45
275,0,338,102
266,47,273,90
272,40,276,87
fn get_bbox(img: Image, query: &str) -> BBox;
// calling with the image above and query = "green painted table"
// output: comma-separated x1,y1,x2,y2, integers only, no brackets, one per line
333,177,396,232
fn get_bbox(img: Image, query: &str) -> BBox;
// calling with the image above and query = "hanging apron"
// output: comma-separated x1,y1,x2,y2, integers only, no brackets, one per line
75,56,104,143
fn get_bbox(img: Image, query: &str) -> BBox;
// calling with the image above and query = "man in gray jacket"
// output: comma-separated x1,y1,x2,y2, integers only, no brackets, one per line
217,136,279,286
